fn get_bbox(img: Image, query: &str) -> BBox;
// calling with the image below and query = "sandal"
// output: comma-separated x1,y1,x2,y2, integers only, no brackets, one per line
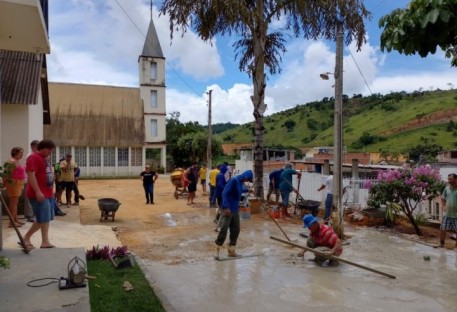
18,242,35,249
9,223,22,228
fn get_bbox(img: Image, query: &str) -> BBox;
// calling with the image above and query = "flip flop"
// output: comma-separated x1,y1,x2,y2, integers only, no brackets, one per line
40,245,55,249
18,242,35,249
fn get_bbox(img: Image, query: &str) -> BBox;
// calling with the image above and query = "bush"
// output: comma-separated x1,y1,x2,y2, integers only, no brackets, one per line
86,245,129,260
367,165,445,236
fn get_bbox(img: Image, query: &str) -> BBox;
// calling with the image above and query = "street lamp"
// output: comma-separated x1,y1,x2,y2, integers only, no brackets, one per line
320,21,344,238
319,72,333,80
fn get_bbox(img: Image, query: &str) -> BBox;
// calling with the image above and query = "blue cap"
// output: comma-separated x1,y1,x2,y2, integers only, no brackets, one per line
303,214,318,228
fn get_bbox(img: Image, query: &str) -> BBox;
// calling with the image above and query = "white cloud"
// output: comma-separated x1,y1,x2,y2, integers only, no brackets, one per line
47,2,457,127
47,1,224,86
167,83,265,125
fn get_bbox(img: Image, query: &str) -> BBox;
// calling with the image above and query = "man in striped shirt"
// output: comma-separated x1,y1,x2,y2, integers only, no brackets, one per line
297,214,343,266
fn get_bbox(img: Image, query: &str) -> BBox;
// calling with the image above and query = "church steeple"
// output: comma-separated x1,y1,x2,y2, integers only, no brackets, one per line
141,19,163,58
138,2,167,172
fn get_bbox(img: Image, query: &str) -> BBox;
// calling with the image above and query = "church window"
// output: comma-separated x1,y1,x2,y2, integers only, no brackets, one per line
131,148,143,166
74,147,87,166
150,119,158,137
150,61,157,80
89,147,101,166
118,148,129,167
104,147,115,166
150,90,158,108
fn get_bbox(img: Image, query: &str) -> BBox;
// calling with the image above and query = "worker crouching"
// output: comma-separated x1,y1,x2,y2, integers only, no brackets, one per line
298,214,343,266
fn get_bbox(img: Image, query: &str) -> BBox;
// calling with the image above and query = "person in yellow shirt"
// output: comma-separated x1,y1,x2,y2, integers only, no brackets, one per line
199,163,208,195
60,153,78,208
208,165,220,208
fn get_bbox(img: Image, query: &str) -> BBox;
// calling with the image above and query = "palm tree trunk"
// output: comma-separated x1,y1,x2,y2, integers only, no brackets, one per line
251,10,267,199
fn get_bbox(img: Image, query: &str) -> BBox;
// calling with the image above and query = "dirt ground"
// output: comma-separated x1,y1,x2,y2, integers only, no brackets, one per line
78,177,304,263
77,177,453,263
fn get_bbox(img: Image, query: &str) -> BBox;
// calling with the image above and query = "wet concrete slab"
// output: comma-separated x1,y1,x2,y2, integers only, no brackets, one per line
0,247,89,312
138,227,457,312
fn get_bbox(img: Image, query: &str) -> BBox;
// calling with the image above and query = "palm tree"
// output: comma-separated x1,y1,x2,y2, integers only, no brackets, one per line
160,0,370,197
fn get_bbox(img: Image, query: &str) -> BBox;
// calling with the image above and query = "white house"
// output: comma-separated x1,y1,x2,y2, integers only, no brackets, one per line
0,0,51,162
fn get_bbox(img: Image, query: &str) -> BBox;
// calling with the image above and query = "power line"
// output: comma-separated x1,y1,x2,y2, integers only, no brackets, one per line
349,50,373,95
113,0,204,99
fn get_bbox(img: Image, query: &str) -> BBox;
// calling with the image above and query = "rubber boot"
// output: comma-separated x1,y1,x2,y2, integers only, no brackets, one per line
227,245,240,257
281,207,291,219
215,243,222,259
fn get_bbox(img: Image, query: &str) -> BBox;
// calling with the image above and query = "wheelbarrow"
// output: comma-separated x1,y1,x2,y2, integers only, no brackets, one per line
294,199,321,217
98,198,121,222
170,168,188,199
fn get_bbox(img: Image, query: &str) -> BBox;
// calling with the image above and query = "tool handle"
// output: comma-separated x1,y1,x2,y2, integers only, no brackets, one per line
270,235,396,279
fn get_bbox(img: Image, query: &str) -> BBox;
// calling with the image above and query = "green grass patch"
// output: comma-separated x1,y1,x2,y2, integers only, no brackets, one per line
87,260,165,312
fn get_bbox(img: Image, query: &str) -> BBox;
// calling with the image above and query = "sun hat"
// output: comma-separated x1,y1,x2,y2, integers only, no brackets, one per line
303,214,318,228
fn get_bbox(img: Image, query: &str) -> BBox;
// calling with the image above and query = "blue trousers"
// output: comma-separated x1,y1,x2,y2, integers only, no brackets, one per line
143,183,154,203
209,185,217,205
324,193,333,220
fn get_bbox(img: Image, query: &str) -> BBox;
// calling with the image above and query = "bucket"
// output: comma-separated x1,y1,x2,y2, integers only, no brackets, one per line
240,207,251,219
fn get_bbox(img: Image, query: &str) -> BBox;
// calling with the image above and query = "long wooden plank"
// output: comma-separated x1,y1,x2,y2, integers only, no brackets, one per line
270,235,396,279
215,253,263,261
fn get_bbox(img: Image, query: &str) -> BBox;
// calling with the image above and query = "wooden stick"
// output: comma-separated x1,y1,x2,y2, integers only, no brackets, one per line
247,183,292,242
0,194,30,254
270,235,396,279
266,210,292,241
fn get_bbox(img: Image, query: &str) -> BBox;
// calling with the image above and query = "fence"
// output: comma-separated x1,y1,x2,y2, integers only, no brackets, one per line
234,169,443,221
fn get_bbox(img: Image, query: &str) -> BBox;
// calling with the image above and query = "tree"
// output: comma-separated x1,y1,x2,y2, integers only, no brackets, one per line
283,119,296,132
367,165,446,236
408,143,443,163
177,132,223,165
166,111,205,168
379,0,457,66
160,0,370,198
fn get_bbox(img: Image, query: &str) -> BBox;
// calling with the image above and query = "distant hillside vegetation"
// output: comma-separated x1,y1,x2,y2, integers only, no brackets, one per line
214,89,457,153
203,122,240,134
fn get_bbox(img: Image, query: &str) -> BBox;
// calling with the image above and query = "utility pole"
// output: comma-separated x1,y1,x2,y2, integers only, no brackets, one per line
206,90,213,181
333,21,344,238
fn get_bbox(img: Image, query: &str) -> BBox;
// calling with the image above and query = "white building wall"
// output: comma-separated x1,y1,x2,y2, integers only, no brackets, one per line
1,104,31,162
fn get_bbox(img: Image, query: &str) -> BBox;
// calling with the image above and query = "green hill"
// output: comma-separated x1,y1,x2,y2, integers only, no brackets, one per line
214,89,457,153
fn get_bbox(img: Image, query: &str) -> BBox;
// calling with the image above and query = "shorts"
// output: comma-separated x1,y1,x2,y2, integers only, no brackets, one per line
440,215,457,231
267,184,280,196
5,179,25,197
29,198,54,223
188,182,197,193
200,179,206,185
62,181,75,191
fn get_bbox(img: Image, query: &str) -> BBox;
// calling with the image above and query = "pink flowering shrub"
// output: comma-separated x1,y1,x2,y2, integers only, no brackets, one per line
368,165,445,236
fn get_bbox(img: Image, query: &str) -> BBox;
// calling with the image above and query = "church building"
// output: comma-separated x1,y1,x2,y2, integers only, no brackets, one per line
44,18,167,177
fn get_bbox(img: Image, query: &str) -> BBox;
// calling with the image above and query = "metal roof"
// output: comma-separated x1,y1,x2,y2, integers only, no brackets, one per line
0,49,42,104
44,83,145,147
140,19,164,58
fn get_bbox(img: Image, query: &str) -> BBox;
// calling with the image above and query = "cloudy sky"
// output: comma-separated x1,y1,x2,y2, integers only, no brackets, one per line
47,0,457,125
